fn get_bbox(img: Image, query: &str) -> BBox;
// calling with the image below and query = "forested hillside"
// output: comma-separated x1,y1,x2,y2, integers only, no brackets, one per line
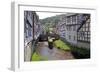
40,14,66,27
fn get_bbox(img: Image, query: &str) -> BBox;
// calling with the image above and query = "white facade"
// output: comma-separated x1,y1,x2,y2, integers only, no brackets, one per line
24,11,34,61
24,11,33,47
24,11,42,61
56,13,90,48
56,16,67,39
33,12,42,40
65,27,78,45
65,14,83,45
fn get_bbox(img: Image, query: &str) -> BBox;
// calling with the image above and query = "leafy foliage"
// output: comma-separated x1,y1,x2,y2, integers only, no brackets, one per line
31,52,41,61
31,52,47,61
64,41,90,59
54,39,70,51
40,14,66,32
70,46,90,59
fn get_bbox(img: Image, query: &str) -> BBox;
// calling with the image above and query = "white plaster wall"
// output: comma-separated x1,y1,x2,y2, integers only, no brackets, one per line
24,42,33,61
66,28,77,45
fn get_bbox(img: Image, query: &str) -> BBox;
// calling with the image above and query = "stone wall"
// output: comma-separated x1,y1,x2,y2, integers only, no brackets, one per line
24,41,33,61
77,41,90,49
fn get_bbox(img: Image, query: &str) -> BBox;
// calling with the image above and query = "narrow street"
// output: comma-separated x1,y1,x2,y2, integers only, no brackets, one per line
35,42,74,60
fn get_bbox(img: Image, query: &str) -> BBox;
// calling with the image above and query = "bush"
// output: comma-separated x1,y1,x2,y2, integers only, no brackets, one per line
54,39,70,51
31,52,41,61
31,52,47,61
70,46,90,59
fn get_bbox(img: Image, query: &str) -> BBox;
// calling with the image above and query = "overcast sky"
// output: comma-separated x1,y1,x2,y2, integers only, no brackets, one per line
36,12,65,19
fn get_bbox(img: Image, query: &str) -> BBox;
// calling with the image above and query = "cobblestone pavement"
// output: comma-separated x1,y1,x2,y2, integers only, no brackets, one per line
36,42,74,60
